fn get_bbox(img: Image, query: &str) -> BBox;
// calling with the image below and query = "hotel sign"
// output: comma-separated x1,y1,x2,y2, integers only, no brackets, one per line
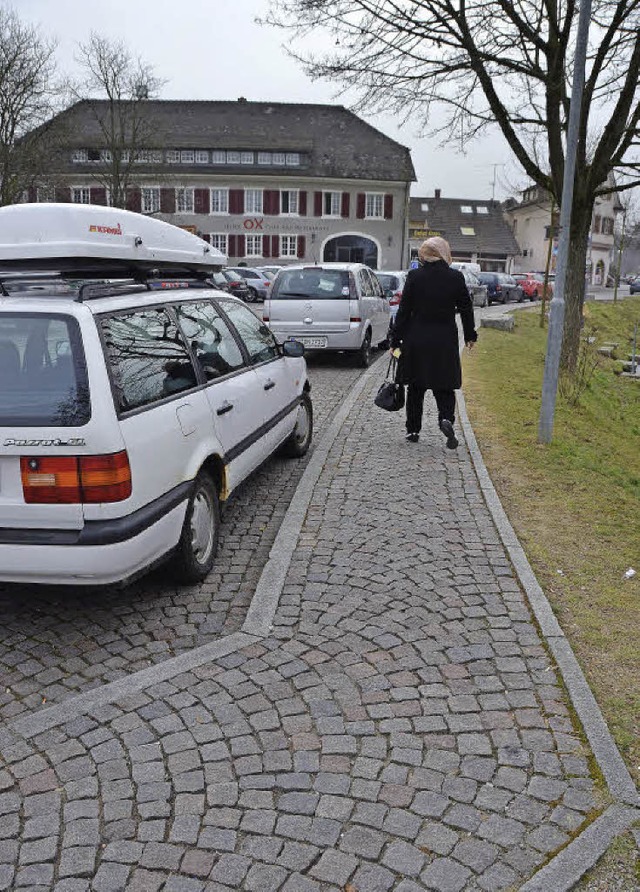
410,228,442,239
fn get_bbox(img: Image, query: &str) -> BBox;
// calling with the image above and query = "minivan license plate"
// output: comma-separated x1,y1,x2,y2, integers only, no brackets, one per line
297,337,327,349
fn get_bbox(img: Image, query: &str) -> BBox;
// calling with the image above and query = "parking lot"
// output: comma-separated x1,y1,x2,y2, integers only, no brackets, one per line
0,353,371,725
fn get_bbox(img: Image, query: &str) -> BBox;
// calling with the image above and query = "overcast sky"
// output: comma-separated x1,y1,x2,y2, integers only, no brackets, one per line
17,0,521,200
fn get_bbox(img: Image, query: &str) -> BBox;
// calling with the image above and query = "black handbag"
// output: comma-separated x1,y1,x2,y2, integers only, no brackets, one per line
374,356,405,411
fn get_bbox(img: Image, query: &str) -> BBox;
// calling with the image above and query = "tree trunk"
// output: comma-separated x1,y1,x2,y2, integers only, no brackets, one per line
560,206,590,373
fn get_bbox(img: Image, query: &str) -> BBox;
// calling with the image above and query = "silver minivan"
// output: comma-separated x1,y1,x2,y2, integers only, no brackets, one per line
264,263,390,367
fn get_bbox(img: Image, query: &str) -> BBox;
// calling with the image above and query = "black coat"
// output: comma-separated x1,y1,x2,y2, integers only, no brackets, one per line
390,261,477,390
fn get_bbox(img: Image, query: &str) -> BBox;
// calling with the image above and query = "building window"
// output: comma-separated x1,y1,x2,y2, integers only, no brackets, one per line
246,234,263,256
593,215,601,234
460,205,473,214
241,151,254,165
195,150,209,164
211,150,226,164
210,188,229,214
71,149,88,163
226,151,241,164
272,152,286,165
280,235,297,258
323,191,341,216
209,234,228,254
421,203,429,212
460,226,475,235
176,188,194,213
87,149,101,162
136,150,162,163
365,193,384,218
245,189,263,214
142,187,161,214
258,152,272,165
72,187,91,204
476,206,489,214
281,190,299,215
180,150,195,164
602,217,614,235
100,150,112,163
285,153,300,166
166,150,180,164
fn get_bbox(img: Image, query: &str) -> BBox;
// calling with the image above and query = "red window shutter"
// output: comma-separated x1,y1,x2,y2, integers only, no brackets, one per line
271,190,280,215
90,187,107,206
229,189,244,214
263,236,271,258
384,194,393,219
356,193,366,219
56,187,72,203
228,234,237,257
299,191,307,216
201,233,211,243
314,191,323,216
27,186,37,202
194,188,210,214
126,188,141,213
237,234,246,257
341,192,350,218
271,235,279,257
297,235,306,258
160,188,175,213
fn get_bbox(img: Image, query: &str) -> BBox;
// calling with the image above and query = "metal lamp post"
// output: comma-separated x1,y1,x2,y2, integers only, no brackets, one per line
538,0,593,443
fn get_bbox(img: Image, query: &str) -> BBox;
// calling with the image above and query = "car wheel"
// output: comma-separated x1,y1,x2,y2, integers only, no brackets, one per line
282,392,313,458
247,287,259,303
172,471,220,583
532,290,538,302
356,330,372,368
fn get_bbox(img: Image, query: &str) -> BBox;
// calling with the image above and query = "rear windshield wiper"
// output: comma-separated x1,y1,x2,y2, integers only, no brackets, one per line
276,291,311,297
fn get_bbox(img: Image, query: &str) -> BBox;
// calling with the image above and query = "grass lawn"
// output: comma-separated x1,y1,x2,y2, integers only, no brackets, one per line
463,295,640,786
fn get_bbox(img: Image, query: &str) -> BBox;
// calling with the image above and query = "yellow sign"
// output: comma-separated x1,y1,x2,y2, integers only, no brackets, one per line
410,228,442,238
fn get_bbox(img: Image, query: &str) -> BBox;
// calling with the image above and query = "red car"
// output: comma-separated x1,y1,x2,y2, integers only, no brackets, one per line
514,273,553,300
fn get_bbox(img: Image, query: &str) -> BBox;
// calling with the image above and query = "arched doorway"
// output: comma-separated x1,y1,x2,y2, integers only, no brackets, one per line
323,234,379,268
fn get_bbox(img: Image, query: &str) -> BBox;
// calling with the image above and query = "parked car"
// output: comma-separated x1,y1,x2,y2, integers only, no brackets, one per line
221,269,251,302
0,203,313,587
461,269,488,308
374,270,407,321
257,266,284,278
265,263,390,367
227,267,272,302
477,272,522,304
514,273,543,301
630,276,640,295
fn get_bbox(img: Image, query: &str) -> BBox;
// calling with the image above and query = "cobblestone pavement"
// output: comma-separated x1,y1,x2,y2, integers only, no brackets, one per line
0,368,608,891
0,355,367,723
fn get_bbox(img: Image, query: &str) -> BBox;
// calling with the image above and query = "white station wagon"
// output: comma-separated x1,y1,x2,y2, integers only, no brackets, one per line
0,204,312,587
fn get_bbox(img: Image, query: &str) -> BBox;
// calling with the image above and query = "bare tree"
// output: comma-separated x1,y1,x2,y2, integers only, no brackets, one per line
264,0,640,372
0,8,59,205
73,33,164,208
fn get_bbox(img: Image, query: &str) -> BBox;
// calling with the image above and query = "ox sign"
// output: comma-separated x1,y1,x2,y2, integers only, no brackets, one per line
243,217,264,230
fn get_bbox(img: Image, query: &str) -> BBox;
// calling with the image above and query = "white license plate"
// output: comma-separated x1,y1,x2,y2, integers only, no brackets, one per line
297,337,327,349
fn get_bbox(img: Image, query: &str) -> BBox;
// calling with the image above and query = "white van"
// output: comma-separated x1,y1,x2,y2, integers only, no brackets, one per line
264,263,390,367
451,261,482,276
0,204,312,587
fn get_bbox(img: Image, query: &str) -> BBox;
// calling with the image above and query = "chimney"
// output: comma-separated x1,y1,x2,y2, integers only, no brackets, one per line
435,189,441,199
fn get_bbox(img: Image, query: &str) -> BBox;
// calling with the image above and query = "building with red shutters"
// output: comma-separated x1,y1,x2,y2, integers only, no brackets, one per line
27,99,416,270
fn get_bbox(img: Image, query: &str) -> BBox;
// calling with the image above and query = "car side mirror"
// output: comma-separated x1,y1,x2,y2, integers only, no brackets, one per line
282,339,305,358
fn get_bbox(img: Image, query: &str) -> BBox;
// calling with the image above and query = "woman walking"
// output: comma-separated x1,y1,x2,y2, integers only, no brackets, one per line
390,237,477,447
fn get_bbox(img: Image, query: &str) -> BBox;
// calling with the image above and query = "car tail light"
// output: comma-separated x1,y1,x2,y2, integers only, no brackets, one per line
350,316,362,323
263,312,270,322
348,272,358,300
496,284,502,291
389,291,402,305
21,451,132,504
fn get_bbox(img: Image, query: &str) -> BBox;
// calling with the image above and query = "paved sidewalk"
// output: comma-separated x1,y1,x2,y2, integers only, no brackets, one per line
0,361,637,891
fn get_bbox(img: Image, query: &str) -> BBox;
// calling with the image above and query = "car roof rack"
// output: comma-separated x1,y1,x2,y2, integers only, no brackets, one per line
0,204,226,295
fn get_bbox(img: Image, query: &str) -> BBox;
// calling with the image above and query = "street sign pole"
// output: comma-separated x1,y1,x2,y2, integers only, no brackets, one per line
538,0,592,443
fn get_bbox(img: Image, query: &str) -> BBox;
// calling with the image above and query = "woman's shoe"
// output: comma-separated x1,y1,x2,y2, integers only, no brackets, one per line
439,419,458,449
405,432,419,443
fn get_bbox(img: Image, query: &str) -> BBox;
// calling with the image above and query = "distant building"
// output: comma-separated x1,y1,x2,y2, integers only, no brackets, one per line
26,99,416,270
408,190,520,272
504,177,623,284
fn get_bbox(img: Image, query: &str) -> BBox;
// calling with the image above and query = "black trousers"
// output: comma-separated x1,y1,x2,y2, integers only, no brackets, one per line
406,385,455,434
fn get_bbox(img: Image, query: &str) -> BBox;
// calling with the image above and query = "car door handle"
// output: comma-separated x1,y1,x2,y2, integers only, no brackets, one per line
216,401,234,415
263,379,276,391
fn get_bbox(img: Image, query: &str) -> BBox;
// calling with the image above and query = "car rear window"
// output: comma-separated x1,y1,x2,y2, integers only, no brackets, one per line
0,313,90,427
271,269,350,300
376,274,400,291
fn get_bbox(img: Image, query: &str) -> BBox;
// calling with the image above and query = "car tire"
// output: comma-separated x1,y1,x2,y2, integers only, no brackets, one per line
247,287,259,303
531,290,538,302
356,330,372,368
282,392,313,458
172,471,220,584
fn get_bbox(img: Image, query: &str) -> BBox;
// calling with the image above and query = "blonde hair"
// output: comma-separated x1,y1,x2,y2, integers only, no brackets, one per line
418,236,452,265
